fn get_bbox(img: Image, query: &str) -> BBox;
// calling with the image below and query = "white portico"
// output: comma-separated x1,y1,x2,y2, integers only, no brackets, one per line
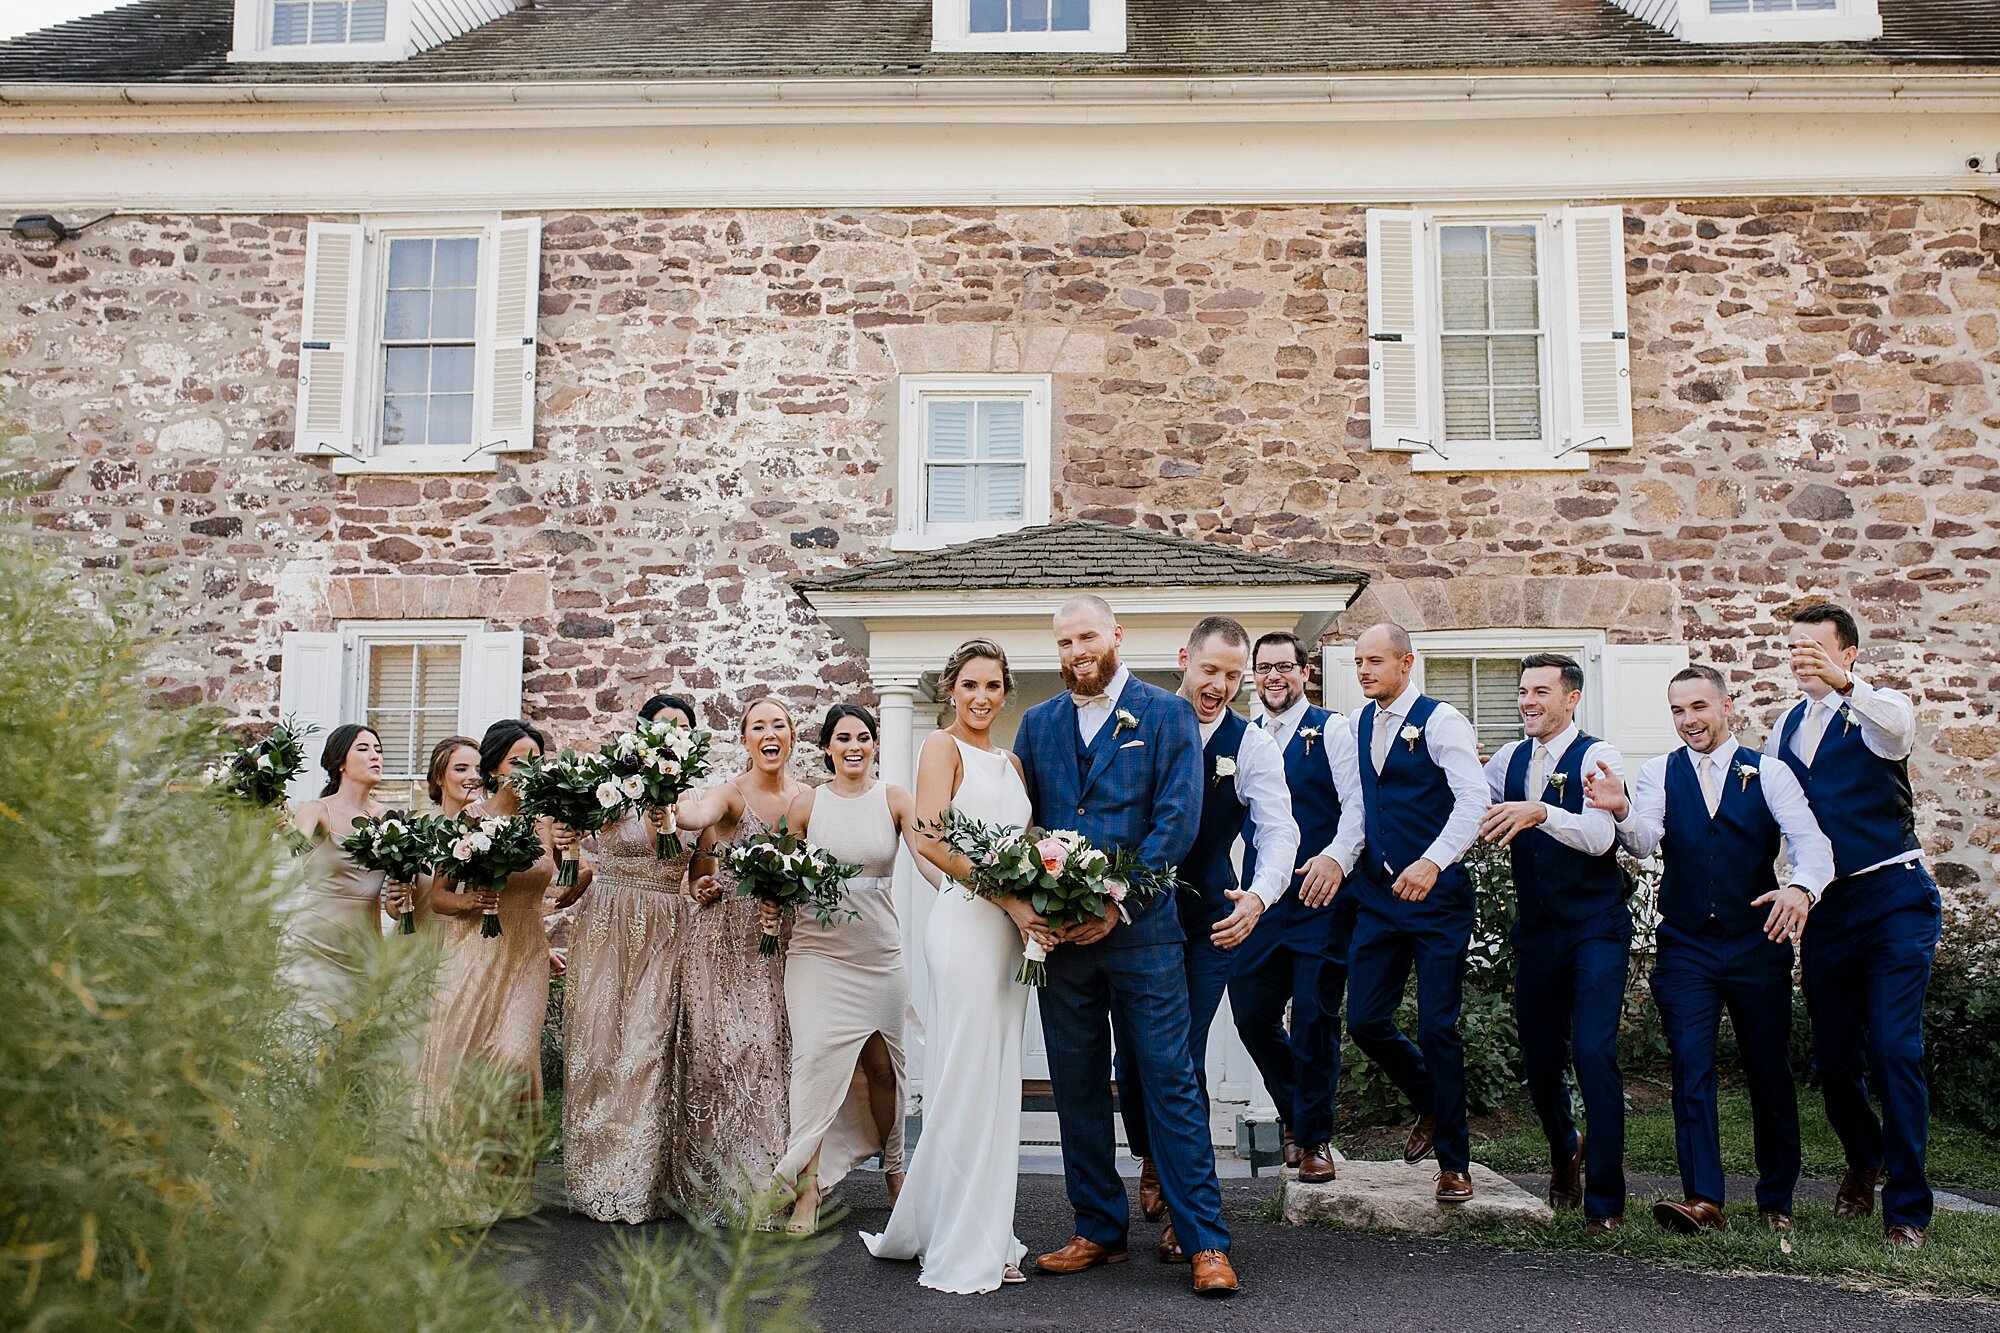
797,521,1369,1144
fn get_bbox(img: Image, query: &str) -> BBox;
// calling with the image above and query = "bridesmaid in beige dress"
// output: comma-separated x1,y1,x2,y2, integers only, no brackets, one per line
415,718,588,1224
767,703,942,1233
672,696,802,1216
291,724,390,1017
562,694,700,1223
385,734,480,937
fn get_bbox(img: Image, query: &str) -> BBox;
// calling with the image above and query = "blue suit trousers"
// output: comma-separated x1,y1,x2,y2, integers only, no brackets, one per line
1513,924,1629,1219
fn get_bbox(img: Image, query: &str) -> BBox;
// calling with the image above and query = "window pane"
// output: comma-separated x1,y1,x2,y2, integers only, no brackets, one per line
1052,0,1090,30
927,400,974,462
980,463,1026,520
1489,225,1538,278
1011,0,1050,32
310,1,347,45
430,289,476,341
1490,278,1539,329
383,290,430,340
365,641,464,807
926,464,973,523
382,396,423,447
272,2,309,44
1710,0,1749,9
431,345,475,395
383,346,428,395
1427,656,1525,759
428,394,474,449
1426,658,1473,717
1492,388,1543,441
349,0,387,42
978,400,1025,461
387,238,432,289
433,237,480,289
970,0,1007,31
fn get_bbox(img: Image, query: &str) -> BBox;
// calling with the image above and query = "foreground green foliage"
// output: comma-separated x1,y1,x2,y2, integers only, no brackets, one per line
0,502,818,1330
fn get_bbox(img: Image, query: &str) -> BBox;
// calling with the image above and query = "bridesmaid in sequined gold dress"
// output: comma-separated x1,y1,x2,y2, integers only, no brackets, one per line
562,694,701,1223
671,696,802,1216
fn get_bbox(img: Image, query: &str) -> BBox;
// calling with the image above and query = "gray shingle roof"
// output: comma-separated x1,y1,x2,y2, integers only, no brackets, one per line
3,0,1997,85
795,520,1369,594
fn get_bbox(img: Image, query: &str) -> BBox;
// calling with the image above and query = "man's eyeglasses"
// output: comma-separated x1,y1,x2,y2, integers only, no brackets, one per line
1252,661,1303,676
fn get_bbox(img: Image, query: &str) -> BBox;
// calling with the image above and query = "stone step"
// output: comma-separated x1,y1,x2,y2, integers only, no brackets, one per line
1282,1159,1554,1234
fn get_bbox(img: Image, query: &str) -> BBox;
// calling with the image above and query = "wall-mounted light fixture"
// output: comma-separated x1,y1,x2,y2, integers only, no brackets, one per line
10,212,116,243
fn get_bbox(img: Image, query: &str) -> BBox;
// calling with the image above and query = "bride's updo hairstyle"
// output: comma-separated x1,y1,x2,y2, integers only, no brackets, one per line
941,638,1013,695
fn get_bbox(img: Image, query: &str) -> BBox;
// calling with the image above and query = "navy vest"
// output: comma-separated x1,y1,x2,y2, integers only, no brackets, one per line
1775,698,1920,882
1179,710,1251,927
1356,695,1470,911
1242,704,1340,891
1658,747,1781,934
1504,732,1631,938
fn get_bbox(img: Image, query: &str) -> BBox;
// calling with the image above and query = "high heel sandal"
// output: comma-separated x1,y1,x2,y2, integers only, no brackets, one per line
785,1178,820,1236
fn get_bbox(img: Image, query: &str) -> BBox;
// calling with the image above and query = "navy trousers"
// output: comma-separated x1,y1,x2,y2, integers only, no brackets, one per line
1513,924,1630,1219
1043,937,1230,1255
1650,919,1800,1212
1346,894,1475,1173
1226,898,1353,1149
1801,864,1941,1230
1116,913,1233,1163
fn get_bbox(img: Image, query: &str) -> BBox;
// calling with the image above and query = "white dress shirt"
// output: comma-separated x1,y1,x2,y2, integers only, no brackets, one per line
1259,694,1313,753
1257,699,1368,879
1763,676,1921,877
1485,724,1624,857
1614,736,1837,901
1200,713,1298,907
1075,663,1134,745
1351,682,1490,873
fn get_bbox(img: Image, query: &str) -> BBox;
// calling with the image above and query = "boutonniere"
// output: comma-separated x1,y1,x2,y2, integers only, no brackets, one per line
1112,708,1139,739
1839,705,1855,735
1212,755,1237,786
1735,761,1759,793
1545,771,1568,796
1298,726,1321,755
1401,723,1423,753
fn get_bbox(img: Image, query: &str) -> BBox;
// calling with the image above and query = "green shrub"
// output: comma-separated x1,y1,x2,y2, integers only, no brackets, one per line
1926,891,2000,1135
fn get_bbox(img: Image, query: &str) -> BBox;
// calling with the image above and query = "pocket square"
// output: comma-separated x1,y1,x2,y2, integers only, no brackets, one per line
1119,739,1146,750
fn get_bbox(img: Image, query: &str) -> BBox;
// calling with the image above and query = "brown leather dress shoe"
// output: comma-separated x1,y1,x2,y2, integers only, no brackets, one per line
1652,1197,1728,1234
1158,1215,1186,1264
1297,1143,1338,1184
1549,1133,1585,1210
1035,1236,1129,1274
1582,1216,1624,1238
1435,1170,1474,1203
1138,1157,1165,1222
1403,1113,1437,1165
1834,1165,1881,1220
1884,1224,1927,1251
1760,1209,1794,1234
1282,1125,1302,1170
1189,1249,1238,1297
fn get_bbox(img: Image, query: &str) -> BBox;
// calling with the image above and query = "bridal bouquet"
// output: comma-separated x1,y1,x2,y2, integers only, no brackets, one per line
605,717,715,859
509,749,619,888
718,819,859,955
212,716,319,809
433,812,544,938
922,810,1174,986
340,811,443,934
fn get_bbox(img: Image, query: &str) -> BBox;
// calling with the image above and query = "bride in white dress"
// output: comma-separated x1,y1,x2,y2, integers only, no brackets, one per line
862,639,1055,1295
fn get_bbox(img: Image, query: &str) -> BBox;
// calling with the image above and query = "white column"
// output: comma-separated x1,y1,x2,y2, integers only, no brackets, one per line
877,676,917,790
876,675,925,1103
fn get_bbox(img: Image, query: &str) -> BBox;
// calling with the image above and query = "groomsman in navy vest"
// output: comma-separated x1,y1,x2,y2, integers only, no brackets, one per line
1587,664,1834,1234
1227,629,1365,1191
1767,603,1941,1250
1344,623,1490,1202
1117,616,1299,1262
1476,654,1631,1233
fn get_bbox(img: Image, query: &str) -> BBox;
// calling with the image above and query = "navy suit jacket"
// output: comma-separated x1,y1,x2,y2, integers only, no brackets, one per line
1014,674,1204,948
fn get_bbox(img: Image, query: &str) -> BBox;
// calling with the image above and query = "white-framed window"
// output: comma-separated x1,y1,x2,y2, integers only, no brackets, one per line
230,0,406,62
893,374,1053,550
930,0,1126,52
1366,205,1634,473
1321,630,1691,765
1679,0,1881,42
277,623,525,807
294,215,541,474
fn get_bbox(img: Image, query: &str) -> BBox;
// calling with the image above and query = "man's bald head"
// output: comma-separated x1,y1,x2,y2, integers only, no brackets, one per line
1054,593,1116,633
1357,622,1413,657
1353,622,1416,704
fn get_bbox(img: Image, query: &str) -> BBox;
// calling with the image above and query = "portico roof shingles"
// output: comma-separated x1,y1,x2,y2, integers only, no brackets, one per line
795,520,1368,596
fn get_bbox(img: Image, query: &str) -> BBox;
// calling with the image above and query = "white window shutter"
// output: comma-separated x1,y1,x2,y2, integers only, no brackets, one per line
1597,643,1690,765
1319,642,1367,718
1558,205,1634,455
1364,209,1435,455
478,218,542,456
277,631,346,804
459,630,525,742
294,223,366,457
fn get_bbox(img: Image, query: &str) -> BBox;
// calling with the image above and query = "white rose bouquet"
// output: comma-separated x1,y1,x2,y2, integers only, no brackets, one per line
606,717,715,859
433,812,544,938
339,811,444,934
718,819,859,955
508,748,620,888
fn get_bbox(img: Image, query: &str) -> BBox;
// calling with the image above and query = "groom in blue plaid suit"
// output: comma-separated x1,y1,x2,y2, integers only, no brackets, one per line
1013,595,1238,1298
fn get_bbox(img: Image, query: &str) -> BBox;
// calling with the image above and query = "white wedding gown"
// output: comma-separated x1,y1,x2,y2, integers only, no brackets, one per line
862,737,1032,1294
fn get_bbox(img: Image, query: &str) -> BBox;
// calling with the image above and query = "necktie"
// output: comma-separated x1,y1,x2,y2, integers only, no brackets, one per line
1700,754,1722,817
1528,743,1549,798
1797,701,1830,767
1372,710,1396,775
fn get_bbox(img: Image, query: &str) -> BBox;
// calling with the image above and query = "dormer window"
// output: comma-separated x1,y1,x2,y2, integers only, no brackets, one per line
271,0,388,46
932,0,1126,52
231,0,526,63
1613,0,1882,43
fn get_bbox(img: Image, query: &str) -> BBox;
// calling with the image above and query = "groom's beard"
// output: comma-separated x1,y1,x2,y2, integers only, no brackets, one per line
1060,648,1120,697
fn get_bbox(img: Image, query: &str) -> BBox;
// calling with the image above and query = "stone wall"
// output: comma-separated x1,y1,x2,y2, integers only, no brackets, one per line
2,198,1997,889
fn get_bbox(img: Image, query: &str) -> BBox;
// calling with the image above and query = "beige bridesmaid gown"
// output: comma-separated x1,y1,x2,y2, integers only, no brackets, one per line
293,835,386,1018
771,782,909,1195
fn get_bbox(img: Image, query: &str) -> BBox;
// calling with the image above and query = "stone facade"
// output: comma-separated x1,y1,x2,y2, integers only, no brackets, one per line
2,197,1997,891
